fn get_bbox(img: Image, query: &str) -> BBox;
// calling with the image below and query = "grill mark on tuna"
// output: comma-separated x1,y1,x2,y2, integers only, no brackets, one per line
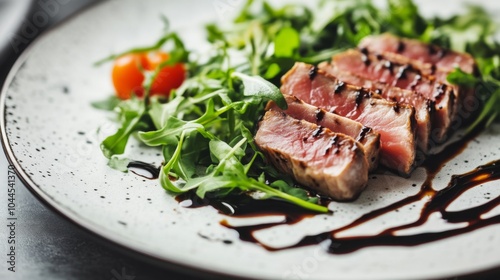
315,108,325,122
397,41,405,53
309,65,318,80
393,105,400,113
357,126,372,142
324,135,340,155
395,64,410,80
435,84,447,100
354,91,364,107
409,74,422,90
383,60,393,73
430,64,437,75
334,81,345,94
361,54,370,66
359,47,370,66
428,45,437,55
312,126,324,138
426,99,436,113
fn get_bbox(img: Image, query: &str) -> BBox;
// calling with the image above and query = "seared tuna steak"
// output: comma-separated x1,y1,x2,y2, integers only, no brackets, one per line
330,50,454,143
255,109,368,200
358,33,478,75
281,62,416,175
319,63,432,153
267,94,381,170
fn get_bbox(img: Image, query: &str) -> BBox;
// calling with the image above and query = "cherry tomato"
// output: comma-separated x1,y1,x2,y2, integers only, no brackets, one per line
145,52,186,96
112,53,147,99
111,51,185,99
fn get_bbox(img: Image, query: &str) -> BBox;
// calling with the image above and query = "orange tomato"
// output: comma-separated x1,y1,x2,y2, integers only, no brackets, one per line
111,51,185,99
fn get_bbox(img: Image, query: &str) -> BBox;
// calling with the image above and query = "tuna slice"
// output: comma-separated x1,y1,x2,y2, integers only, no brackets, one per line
377,50,479,126
255,109,368,200
330,49,455,143
267,94,381,171
358,33,478,75
359,34,480,126
281,62,416,176
319,63,432,153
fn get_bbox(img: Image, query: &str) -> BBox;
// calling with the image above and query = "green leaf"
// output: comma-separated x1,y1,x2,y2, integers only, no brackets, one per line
107,156,130,172
446,68,479,88
100,109,147,158
91,96,120,111
138,116,203,146
231,72,287,109
274,27,300,57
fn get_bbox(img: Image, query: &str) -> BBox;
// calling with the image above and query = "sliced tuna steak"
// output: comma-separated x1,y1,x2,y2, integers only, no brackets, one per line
281,62,416,175
331,49,454,143
358,33,478,75
267,94,381,170
319,63,432,153
255,109,368,200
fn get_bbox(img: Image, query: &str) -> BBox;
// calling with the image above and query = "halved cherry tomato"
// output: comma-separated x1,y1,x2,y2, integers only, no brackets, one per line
111,51,185,99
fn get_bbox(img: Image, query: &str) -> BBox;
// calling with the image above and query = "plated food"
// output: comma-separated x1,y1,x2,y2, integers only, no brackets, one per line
259,33,478,200
97,0,497,210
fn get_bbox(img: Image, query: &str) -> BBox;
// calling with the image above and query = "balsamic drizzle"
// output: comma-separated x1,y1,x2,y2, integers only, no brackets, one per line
177,127,500,254
130,125,499,255
127,161,160,179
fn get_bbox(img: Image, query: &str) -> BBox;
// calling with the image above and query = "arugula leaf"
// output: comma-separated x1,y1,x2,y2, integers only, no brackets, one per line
446,68,479,88
91,96,120,111
100,99,150,158
274,27,300,58
231,72,287,109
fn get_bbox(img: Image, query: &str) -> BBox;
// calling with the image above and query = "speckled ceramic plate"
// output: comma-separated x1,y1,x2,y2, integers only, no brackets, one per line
2,0,500,279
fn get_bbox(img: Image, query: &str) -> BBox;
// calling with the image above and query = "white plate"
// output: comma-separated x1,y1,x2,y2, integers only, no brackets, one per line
2,0,500,279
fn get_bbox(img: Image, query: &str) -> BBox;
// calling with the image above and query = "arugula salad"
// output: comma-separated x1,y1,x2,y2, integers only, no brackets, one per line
94,0,500,213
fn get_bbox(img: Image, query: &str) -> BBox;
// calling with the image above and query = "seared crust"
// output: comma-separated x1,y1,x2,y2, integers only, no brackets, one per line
255,110,369,200
359,33,478,75
319,61,432,153
267,94,381,171
281,62,417,176
330,49,455,143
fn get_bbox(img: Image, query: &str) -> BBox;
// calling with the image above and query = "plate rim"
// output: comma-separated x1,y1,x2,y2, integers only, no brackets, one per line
0,1,242,279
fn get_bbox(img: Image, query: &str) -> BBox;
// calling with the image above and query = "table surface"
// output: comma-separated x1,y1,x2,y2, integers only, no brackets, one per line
0,1,499,280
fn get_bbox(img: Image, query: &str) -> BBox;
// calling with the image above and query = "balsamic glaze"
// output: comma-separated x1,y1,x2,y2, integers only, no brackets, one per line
127,161,160,179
